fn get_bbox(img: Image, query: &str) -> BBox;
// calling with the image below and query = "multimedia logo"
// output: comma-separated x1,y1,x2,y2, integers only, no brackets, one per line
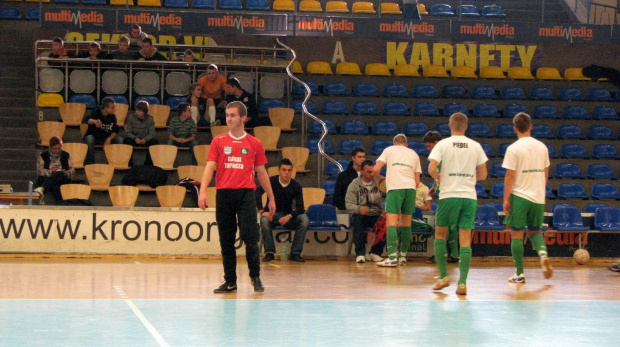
459,23,515,41
538,25,593,43
44,10,104,28
297,18,355,36
123,13,182,31
378,21,435,39
207,15,266,33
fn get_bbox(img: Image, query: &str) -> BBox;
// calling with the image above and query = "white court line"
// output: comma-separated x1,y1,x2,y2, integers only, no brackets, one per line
114,286,169,347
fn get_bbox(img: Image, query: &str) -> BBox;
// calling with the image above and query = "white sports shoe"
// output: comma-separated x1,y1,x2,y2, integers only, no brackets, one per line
508,274,526,283
377,258,397,267
398,252,407,266
355,255,366,263
367,253,384,262
34,187,44,205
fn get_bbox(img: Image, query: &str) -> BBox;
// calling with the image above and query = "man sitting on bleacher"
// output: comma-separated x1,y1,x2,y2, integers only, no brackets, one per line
167,102,197,164
123,100,158,166
333,147,366,211
83,97,123,165
224,77,271,127
137,37,167,61
107,36,138,60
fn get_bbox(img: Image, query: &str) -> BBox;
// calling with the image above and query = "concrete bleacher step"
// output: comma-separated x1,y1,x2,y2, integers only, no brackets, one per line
0,96,34,108
0,77,34,90
0,111,37,128
0,87,33,99
0,66,34,79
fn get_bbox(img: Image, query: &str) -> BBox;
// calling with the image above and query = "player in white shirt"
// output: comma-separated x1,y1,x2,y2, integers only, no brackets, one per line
502,112,553,283
428,113,488,295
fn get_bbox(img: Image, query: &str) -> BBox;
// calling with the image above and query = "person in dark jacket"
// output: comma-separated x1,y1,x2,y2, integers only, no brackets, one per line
83,97,123,165
333,147,366,210
34,136,75,204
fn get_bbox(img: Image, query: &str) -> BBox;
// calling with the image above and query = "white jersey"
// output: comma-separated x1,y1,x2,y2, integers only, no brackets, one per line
502,136,549,204
428,135,488,200
376,145,421,192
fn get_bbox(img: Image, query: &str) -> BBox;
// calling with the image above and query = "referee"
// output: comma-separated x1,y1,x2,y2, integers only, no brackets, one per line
198,101,276,293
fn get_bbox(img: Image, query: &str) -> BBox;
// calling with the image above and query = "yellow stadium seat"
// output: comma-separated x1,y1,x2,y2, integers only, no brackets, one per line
150,144,178,170
156,185,186,208
253,126,281,152
299,0,323,12
352,1,376,13
273,0,295,11
479,65,505,79
291,60,304,74
365,63,391,76
307,61,333,75
193,144,210,166
109,186,140,207
564,68,591,81
60,184,91,201
150,104,171,129
27,0,50,2
536,67,563,80
380,3,402,14
418,3,428,15
394,64,420,77
423,65,449,78
137,0,160,5
37,121,66,147
451,65,478,79
336,62,362,75
302,187,326,210
104,144,133,171
85,164,114,191
268,107,295,132
211,125,228,138
115,103,129,127
177,165,206,182
110,0,134,5
326,1,348,12
281,147,311,173
58,102,86,126
37,93,64,108
508,67,535,80
62,143,87,170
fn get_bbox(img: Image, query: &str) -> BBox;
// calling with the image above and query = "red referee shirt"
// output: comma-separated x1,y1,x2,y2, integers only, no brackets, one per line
207,132,268,190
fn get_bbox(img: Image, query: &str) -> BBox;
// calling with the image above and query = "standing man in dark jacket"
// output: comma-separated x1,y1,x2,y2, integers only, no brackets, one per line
333,147,366,210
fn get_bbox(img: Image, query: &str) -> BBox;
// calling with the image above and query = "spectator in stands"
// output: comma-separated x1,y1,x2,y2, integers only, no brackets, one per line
186,83,209,127
197,64,227,126
123,100,158,166
181,49,199,62
107,36,137,60
34,136,75,204
224,77,269,127
167,102,197,164
137,37,167,61
49,37,73,59
128,24,148,48
256,158,309,263
76,41,106,60
83,97,123,165
333,147,366,211
345,159,385,263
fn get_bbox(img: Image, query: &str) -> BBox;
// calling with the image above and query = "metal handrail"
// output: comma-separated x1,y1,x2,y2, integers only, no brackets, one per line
276,38,343,187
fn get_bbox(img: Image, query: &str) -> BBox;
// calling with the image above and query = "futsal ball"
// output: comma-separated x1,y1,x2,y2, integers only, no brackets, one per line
573,249,590,265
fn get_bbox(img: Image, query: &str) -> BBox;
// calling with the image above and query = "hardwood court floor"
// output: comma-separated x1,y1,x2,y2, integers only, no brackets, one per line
0,256,618,346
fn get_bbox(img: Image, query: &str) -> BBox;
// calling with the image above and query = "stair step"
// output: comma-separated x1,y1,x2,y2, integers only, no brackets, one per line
0,170,38,182
0,77,34,89
0,66,34,78
0,97,35,108
0,159,37,172
0,87,34,99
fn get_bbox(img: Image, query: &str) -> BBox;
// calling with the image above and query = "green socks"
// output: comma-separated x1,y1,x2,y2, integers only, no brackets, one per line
458,247,472,285
434,239,448,278
447,226,459,257
399,226,412,254
511,238,524,275
386,226,398,260
529,233,548,258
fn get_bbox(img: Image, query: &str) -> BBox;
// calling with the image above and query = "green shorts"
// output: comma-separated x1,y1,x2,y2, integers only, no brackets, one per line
385,189,416,215
436,198,477,230
503,194,545,231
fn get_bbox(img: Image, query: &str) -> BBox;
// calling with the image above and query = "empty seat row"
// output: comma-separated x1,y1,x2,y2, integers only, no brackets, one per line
480,182,620,200
489,162,620,180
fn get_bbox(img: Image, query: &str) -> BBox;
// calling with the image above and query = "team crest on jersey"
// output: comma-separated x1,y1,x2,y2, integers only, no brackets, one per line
241,148,248,155
224,146,232,155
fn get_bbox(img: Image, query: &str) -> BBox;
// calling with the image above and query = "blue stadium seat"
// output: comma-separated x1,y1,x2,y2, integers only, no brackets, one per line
466,123,493,138
563,105,589,120
503,104,528,118
557,125,585,139
473,103,500,117
412,84,439,98
496,124,516,138
0,7,21,19
587,88,612,101
164,0,189,7
322,178,337,196
133,96,160,108
259,99,285,113
383,83,409,98
585,203,608,213
338,139,364,155
193,0,215,8
533,105,560,119
407,141,429,156
443,102,470,117
340,120,368,135
531,124,554,139
322,100,348,114
587,164,616,180
326,159,350,176
246,0,270,10
106,95,129,105
587,125,615,140
551,203,576,214
529,86,555,100
490,182,504,199
383,102,409,116
557,183,589,199
500,86,527,100
353,83,380,97
372,121,398,135
294,82,319,96
558,87,583,101
554,163,584,179
474,204,505,230
546,184,556,199
490,162,506,178
69,94,98,109
292,100,317,114
552,206,589,231
441,85,467,99
471,85,497,99
26,7,40,20
498,143,510,157
323,82,349,96
560,143,589,159
592,184,620,200
352,101,379,115
403,122,428,136
165,96,186,111
456,4,480,17
308,119,337,134
371,140,392,155
594,207,620,231
414,102,440,116
430,4,455,16
306,138,335,154
481,4,506,18
476,182,488,198
219,0,243,9
592,106,620,120
435,123,451,137
480,142,495,158
306,205,341,231
592,144,619,159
